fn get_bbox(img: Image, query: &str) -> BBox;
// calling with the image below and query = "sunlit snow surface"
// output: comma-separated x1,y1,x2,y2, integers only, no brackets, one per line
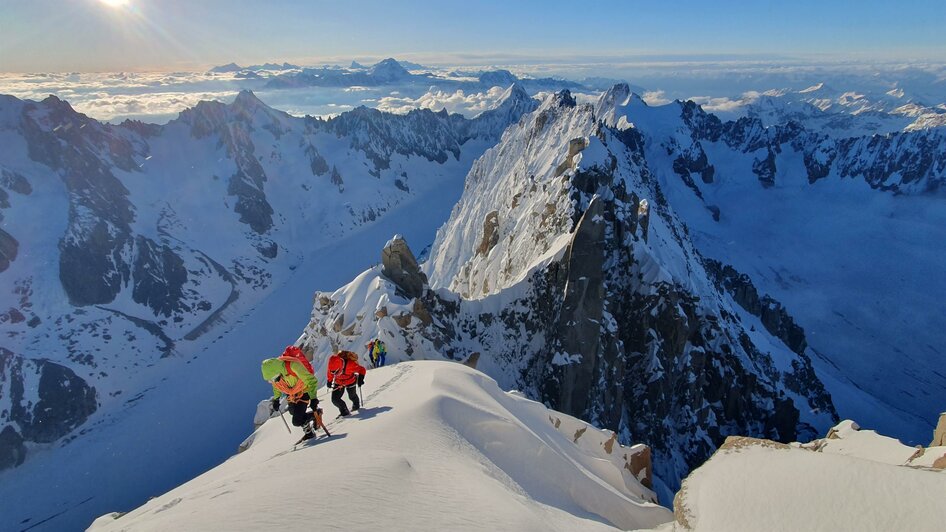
670,421,946,532
89,361,672,532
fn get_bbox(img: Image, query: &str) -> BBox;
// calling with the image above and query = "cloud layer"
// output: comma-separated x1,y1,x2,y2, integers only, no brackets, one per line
376,86,510,115
1,60,943,124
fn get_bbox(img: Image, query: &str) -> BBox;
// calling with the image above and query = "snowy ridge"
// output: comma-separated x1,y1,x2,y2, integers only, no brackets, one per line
89,361,672,531
671,420,946,531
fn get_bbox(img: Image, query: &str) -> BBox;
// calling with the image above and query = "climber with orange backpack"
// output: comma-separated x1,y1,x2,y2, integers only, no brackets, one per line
326,350,367,417
261,345,327,442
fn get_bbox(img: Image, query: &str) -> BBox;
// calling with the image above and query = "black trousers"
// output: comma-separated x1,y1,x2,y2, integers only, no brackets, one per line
287,394,316,427
331,385,359,415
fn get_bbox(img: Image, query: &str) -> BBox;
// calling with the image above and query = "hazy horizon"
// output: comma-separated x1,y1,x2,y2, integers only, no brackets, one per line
3,0,945,73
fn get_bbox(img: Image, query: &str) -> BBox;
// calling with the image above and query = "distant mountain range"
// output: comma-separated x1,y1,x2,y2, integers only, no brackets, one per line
208,57,589,93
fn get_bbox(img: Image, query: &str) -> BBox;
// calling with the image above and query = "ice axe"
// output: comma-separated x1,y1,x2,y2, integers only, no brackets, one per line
278,410,291,434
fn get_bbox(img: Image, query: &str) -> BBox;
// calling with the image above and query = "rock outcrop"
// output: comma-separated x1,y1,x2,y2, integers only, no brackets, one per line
932,412,946,447
0,348,98,470
381,235,428,299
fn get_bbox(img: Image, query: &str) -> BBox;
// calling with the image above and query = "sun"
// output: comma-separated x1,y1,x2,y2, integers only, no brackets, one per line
98,0,130,7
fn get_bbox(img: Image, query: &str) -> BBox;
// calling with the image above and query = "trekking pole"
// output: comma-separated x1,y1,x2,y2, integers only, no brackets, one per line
358,383,365,408
278,410,291,434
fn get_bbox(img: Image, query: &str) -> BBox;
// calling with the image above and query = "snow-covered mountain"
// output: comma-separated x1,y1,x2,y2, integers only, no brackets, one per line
0,86,537,472
297,89,839,491
715,82,946,137
88,361,673,531
296,85,946,492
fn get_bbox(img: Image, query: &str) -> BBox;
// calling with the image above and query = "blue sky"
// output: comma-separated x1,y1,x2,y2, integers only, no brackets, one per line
1,0,944,72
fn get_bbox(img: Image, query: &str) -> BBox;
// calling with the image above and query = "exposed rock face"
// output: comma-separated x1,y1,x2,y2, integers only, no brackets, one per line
0,228,17,272
704,259,809,356
552,196,610,418
752,149,777,187
476,211,500,256
627,444,653,489
0,425,26,470
381,235,428,299
0,348,97,470
932,413,946,447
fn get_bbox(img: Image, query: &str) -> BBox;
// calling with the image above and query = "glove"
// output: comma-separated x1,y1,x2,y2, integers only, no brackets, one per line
357,374,365,386
271,398,281,413
309,398,320,412
327,381,335,390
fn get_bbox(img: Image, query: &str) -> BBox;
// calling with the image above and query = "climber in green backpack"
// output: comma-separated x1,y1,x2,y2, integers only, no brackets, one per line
261,346,325,441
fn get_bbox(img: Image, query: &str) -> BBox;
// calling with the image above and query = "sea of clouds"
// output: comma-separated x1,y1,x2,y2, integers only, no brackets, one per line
1,59,943,125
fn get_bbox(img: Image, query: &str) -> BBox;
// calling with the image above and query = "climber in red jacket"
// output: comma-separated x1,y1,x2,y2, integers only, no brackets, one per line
326,350,367,417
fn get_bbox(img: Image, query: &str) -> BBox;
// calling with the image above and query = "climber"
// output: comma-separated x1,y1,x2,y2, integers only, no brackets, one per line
327,350,367,417
261,348,322,441
365,338,387,368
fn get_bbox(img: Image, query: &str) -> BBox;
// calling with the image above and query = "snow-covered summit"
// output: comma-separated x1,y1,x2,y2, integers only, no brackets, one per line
89,361,672,531
368,57,413,82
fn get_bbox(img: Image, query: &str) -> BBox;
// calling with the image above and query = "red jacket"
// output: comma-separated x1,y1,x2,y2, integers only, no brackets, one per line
327,351,366,388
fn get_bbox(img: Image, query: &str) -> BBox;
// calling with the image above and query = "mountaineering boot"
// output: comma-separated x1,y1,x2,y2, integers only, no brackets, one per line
300,422,316,442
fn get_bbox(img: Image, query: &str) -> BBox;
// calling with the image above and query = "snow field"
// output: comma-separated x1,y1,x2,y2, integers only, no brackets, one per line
674,437,946,532
90,361,672,531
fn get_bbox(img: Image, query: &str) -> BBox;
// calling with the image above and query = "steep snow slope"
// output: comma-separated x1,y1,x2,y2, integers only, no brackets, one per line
668,421,946,531
89,361,672,532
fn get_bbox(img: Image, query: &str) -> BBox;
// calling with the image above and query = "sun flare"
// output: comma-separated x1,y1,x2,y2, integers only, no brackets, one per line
98,0,130,8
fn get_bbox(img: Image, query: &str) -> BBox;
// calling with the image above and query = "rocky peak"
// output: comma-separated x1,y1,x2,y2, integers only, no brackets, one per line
598,83,632,109
369,58,411,81
553,89,577,108
381,235,428,299
209,62,242,73
493,82,531,109
933,412,946,447
230,89,265,113
479,69,518,87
